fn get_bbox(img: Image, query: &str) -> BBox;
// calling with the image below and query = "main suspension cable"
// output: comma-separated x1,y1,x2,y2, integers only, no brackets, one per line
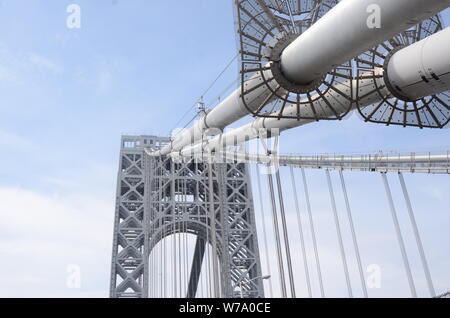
170,54,238,136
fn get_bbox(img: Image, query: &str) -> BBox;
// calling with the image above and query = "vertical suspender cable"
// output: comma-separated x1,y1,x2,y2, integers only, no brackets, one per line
339,170,368,298
201,137,210,298
183,178,188,296
154,245,157,298
326,170,353,298
182,179,186,297
173,224,177,298
158,243,161,298
204,164,212,298
153,240,157,298
216,154,228,298
275,169,296,298
289,166,312,298
158,235,161,298
301,168,325,297
255,165,274,297
150,244,153,298
157,242,160,298
179,173,182,297
398,172,436,297
181,179,186,296
206,228,212,298
206,231,212,298
155,246,158,298
177,179,183,298
267,172,287,298
195,172,203,299
160,171,166,298
381,172,417,298
163,233,166,298
199,235,204,298
171,235,175,298
178,211,182,298
161,220,166,298
156,244,159,298
153,239,156,298
171,161,177,298
160,235,164,298
158,166,164,298
185,223,189,298
149,241,152,298
186,179,190,296
208,161,220,297
184,223,187,296
150,221,154,297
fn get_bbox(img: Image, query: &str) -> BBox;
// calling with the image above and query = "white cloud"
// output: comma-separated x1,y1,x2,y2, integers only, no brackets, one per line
29,53,64,74
74,65,113,95
96,67,113,94
73,58,134,95
0,64,21,84
0,44,25,85
0,187,114,298
0,43,63,87
0,130,37,152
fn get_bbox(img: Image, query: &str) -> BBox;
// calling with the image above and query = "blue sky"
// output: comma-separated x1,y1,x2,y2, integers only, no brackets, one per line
0,1,449,298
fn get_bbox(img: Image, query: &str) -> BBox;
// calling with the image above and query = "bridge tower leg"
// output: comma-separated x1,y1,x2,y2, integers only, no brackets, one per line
110,136,264,298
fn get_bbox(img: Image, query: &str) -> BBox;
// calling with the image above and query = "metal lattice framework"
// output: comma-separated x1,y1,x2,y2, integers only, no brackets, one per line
356,15,450,128
110,136,264,298
110,137,152,298
234,0,354,120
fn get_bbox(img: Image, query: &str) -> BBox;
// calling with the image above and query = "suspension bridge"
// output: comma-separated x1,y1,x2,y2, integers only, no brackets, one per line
109,0,450,298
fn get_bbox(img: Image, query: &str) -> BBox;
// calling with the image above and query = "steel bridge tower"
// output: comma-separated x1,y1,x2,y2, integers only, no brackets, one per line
110,135,264,298
108,0,450,299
